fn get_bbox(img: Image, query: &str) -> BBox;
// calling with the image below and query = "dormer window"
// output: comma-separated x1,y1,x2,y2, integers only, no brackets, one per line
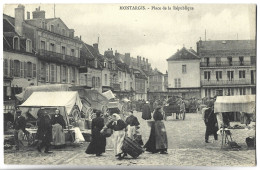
26,39,32,53
104,62,106,68
94,59,98,68
41,21,46,29
50,25,54,32
13,36,20,50
71,49,75,56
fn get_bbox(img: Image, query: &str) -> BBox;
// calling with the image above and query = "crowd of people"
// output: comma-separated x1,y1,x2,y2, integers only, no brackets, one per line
12,96,235,160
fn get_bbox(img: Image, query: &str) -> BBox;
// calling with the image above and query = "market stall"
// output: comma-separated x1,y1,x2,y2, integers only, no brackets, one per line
214,95,256,148
19,91,86,144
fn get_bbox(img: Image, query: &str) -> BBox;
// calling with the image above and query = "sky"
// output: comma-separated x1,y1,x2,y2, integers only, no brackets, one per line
3,3,256,73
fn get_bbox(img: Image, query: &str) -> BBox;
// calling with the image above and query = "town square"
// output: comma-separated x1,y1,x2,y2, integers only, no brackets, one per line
1,2,257,168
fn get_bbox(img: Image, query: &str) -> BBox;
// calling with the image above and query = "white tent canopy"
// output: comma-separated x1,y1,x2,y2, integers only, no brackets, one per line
20,91,82,114
102,90,116,100
214,95,255,114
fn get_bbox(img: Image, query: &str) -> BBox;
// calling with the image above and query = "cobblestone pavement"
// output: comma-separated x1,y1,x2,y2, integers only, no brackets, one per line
4,112,256,166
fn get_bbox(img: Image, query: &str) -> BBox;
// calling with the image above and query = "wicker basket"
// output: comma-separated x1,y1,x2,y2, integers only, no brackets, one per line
122,137,144,158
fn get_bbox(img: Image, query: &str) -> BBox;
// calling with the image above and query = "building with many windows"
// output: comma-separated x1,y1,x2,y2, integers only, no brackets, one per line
3,5,82,101
79,42,103,92
167,47,201,98
197,40,256,97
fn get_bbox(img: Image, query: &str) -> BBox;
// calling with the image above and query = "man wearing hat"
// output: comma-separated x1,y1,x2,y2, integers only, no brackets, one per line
204,100,218,143
13,109,28,150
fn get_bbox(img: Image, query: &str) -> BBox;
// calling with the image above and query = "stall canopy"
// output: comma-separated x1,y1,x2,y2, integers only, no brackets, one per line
214,95,256,114
102,90,116,100
16,84,71,102
20,91,82,114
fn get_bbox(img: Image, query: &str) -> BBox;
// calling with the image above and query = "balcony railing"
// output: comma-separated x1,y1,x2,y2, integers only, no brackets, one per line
200,61,254,67
38,49,80,66
201,79,254,86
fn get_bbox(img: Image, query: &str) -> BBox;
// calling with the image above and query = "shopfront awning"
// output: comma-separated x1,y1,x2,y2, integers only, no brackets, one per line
214,95,255,114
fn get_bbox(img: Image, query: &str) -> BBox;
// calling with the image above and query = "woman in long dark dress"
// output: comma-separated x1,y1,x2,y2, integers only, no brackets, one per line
85,111,106,156
144,107,168,154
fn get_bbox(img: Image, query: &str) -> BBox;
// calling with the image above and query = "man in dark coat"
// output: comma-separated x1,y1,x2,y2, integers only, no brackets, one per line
13,110,28,150
37,110,53,153
142,101,152,120
204,101,218,143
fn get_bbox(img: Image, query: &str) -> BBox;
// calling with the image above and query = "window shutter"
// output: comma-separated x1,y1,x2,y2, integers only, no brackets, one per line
243,71,245,78
20,62,23,78
33,64,36,78
10,60,14,77
24,62,27,78
220,72,222,79
204,72,207,79
4,59,9,76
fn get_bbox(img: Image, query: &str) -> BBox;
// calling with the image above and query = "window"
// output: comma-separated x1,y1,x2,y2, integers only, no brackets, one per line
104,62,106,68
250,56,256,65
20,61,24,78
130,82,133,89
27,62,32,78
41,21,45,29
26,39,32,53
239,88,246,95
50,64,56,82
97,77,100,88
71,67,76,83
205,89,211,97
227,57,232,66
23,61,27,78
227,88,234,96
239,70,246,79
50,25,54,32
50,43,55,52
85,74,88,85
61,65,67,83
71,49,75,56
61,46,66,55
4,59,8,76
251,87,256,94
62,29,65,35
124,81,126,90
33,64,36,78
182,65,187,73
46,64,49,82
204,57,209,66
216,71,222,81
239,56,244,66
40,62,46,81
92,77,95,87
41,41,46,50
174,78,181,88
94,59,98,68
13,37,20,50
216,57,221,66
105,74,107,85
227,71,234,81
13,60,20,77
204,71,211,80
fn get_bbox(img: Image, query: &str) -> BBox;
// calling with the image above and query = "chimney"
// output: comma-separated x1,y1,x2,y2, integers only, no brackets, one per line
32,6,45,19
15,4,25,36
93,43,99,54
146,59,148,63
27,11,30,19
80,35,81,40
